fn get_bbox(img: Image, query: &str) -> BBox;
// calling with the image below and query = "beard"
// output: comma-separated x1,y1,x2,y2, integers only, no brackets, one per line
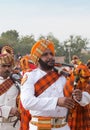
38,58,55,71
3,70,11,79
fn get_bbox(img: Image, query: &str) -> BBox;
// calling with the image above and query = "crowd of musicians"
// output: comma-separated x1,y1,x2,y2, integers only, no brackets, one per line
0,39,90,130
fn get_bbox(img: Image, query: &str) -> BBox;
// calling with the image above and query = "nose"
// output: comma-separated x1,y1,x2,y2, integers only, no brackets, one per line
46,54,53,60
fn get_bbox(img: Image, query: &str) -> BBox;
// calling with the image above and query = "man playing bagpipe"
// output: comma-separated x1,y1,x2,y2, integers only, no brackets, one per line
64,61,90,130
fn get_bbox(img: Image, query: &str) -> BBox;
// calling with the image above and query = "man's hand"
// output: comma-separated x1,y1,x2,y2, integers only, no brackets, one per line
57,97,75,109
10,107,20,117
10,107,21,127
72,89,82,102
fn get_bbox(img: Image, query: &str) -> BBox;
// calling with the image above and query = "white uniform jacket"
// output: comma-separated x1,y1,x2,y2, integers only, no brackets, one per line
20,68,90,130
21,68,68,117
0,76,19,118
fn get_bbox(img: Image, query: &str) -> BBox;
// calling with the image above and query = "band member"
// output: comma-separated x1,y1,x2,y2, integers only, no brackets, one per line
0,46,20,130
20,39,88,130
64,62,90,130
19,54,36,130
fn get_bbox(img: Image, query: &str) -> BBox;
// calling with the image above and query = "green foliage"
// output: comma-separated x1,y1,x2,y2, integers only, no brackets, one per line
0,30,90,63
1,30,19,46
63,35,89,63
15,35,36,55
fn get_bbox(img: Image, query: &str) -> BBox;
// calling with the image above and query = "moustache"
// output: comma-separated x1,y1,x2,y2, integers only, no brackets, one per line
47,59,55,64
5,71,10,75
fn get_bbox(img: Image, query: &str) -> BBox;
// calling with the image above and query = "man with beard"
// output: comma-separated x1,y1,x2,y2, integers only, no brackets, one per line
0,47,20,130
20,39,85,130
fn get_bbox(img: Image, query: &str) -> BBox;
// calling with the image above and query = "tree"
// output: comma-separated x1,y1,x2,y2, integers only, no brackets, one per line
16,35,36,55
63,35,89,63
0,30,19,46
0,30,90,63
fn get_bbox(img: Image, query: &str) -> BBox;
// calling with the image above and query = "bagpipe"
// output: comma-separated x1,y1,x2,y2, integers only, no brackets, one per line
73,62,90,90
54,61,90,123
65,62,90,122
54,62,74,77
54,61,90,87
9,70,22,127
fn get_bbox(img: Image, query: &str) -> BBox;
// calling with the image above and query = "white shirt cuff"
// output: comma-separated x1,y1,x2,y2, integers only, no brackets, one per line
77,92,90,106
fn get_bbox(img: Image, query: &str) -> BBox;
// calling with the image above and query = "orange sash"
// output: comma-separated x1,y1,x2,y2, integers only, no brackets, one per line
34,71,61,130
34,71,60,97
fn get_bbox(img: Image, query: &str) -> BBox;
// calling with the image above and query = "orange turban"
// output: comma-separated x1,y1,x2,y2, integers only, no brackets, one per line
20,55,31,71
30,39,55,65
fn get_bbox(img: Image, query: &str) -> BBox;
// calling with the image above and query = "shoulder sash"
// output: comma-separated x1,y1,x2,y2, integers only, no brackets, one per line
0,78,14,96
34,71,60,97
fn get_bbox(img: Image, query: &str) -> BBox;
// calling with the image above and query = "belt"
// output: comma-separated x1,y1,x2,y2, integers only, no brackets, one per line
0,116,17,123
31,116,67,128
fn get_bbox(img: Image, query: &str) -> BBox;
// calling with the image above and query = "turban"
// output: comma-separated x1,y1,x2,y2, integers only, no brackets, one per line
0,54,14,66
72,55,79,60
0,45,14,67
20,55,37,74
30,39,55,65
20,55,31,71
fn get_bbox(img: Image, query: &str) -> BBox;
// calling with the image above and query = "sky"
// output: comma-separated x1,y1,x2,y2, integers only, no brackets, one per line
0,0,90,44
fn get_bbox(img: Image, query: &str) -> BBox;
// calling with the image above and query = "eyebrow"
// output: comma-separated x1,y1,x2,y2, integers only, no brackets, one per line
42,52,53,56
1,64,11,67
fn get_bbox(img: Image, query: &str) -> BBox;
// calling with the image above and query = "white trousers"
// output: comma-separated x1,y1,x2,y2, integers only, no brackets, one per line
0,121,20,130
30,123,70,130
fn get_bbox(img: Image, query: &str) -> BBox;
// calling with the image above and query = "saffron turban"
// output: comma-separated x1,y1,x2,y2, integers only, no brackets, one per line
20,55,31,71
30,39,55,65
